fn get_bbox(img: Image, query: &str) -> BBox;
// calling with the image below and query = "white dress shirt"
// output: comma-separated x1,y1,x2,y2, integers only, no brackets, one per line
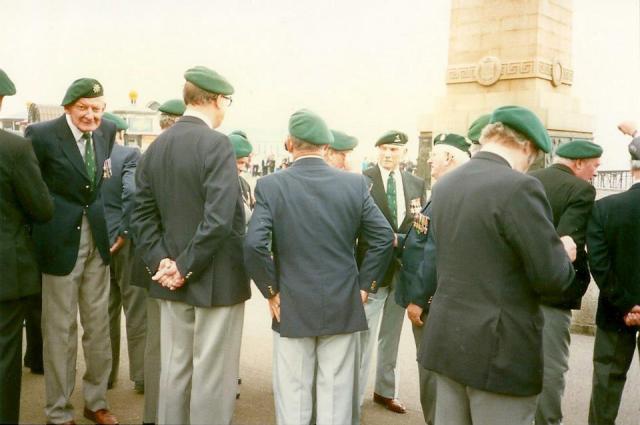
66,114,88,160
183,109,213,129
379,166,406,226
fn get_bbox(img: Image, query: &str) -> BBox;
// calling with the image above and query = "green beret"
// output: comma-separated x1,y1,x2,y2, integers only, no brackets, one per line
555,139,603,159
288,109,333,145
0,69,16,96
158,99,186,116
102,112,128,131
375,130,408,147
61,78,104,106
184,66,234,96
467,114,491,144
229,133,253,158
330,130,358,151
490,105,551,153
229,130,248,138
433,133,471,154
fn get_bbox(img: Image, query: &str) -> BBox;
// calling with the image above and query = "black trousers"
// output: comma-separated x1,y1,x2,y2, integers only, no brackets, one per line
0,298,26,424
23,294,43,371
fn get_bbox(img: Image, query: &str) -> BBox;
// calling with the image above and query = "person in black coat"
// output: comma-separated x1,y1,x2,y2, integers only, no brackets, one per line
25,78,118,425
355,130,426,413
586,139,640,425
132,66,249,425
244,109,394,425
419,106,576,425
0,69,53,425
529,139,602,425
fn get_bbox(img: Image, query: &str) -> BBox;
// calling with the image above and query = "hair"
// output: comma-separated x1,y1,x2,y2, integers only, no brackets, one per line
291,136,326,153
480,122,529,148
183,81,219,106
631,160,640,171
159,113,180,130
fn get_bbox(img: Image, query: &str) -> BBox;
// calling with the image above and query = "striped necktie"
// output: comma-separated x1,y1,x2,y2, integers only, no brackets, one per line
83,132,96,190
387,171,397,227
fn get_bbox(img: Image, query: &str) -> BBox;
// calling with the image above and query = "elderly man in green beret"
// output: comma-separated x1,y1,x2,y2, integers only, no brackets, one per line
326,129,359,171
132,66,250,425
25,78,119,424
356,130,426,414
418,105,577,425
244,109,393,425
229,131,255,223
158,98,186,130
529,139,602,425
467,113,490,155
0,69,53,425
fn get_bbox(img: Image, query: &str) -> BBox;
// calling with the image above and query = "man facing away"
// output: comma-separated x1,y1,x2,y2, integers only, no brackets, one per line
244,109,394,424
132,66,250,425
26,78,118,425
419,105,576,425
529,139,602,425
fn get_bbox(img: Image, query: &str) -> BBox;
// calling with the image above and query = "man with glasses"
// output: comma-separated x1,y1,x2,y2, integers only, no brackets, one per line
26,78,118,425
133,66,250,425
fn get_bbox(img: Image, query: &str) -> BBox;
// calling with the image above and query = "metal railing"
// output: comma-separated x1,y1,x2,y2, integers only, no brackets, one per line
593,170,632,191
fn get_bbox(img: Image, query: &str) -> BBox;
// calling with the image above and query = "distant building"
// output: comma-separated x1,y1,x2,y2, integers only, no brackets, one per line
111,105,161,151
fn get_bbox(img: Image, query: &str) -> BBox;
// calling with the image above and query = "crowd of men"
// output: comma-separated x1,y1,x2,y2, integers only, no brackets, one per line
1,64,640,425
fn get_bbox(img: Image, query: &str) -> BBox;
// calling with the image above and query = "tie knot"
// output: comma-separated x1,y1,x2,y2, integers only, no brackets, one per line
82,132,91,141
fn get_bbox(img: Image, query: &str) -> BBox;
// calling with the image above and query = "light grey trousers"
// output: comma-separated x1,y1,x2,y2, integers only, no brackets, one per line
411,313,436,425
143,296,161,424
274,331,358,425
157,300,244,425
535,305,572,425
108,240,147,385
358,282,405,405
42,215,112,424
434,372,538,425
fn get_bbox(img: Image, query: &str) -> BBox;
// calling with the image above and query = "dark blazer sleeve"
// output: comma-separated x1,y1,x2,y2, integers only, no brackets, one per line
357,179,395,292
13,138,53,223
415,218,437,308
244,179,277,298
174,138,240,279
133,153,168,272
119,148,141,240
503,177,574,296
556,184,596,248
587,201,636,313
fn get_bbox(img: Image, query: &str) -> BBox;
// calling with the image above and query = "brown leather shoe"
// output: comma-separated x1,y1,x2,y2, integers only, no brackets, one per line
46,421,76,425
83,407,119,424
373,392,407,413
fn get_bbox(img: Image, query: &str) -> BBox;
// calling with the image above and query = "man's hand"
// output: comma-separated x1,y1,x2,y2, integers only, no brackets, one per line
268,293,281,322
624,305,640,326
109,235,126,255
360,290,369,305
407,303,424,327
152,259,185,291
618,121,637,137
393,233,398,248
560,235,577,262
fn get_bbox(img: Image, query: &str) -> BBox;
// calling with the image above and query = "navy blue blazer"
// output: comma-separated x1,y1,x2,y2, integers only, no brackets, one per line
25,115,115,275
244,157,394,338
102,144,140,245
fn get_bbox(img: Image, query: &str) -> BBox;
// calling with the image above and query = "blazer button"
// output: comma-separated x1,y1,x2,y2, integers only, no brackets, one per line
76,226,81,230
85,185,90,189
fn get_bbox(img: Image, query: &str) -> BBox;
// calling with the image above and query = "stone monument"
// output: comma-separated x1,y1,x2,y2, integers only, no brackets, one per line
416,0,597,333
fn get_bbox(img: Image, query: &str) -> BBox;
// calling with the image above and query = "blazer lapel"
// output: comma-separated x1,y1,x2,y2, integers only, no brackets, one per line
367,166,396,231
55,116,89,181
93,126,108,186
399,172,421,232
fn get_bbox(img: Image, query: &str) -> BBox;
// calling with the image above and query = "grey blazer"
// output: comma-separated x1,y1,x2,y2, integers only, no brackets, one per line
244,157,394,337
132,116,250,307
418,151,574,397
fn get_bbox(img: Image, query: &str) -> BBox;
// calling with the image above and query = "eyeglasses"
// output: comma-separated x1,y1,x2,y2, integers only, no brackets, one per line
220,95,233,107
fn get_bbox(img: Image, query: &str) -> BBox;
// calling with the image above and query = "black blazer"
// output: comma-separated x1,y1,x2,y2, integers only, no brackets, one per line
25,115,115,275
356,165,426,287
132,116,250,307
587,183,640,332
244,157,394,338
102,144,141,245
530,164,596,309
0,130,53,301
419,152,574,397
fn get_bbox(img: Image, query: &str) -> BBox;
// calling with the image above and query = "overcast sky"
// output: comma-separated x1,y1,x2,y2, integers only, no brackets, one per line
1,0,638,169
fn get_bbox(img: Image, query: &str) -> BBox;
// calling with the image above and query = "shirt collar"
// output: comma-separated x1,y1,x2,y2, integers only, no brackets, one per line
379,165,400,180
294,154,324,162
65,114,86,142
183,108,213,129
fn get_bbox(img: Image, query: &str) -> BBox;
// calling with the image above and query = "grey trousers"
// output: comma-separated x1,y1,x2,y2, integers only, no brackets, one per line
273,331,357,425
434,372,537,425
411,314,436,425
535,305,572,425
588,326,640,425
108,240,147,385
42,216,112,424
358,281,405,404
143,296,161,424
157,300,244,425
